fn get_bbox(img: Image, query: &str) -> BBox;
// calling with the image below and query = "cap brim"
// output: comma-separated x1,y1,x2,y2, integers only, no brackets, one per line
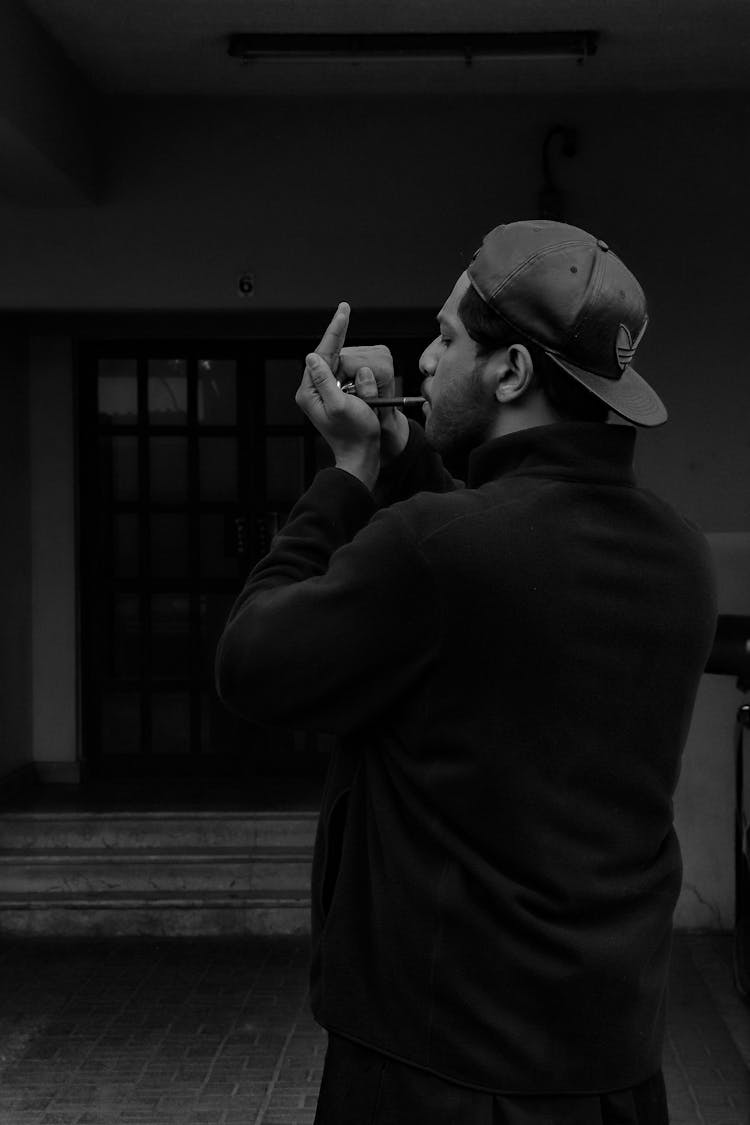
546,353,668,428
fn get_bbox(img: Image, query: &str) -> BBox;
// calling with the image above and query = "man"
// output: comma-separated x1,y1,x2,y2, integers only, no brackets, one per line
216,221,717,1124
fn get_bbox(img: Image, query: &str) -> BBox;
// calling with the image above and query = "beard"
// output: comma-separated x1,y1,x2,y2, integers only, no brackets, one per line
424,360,497,462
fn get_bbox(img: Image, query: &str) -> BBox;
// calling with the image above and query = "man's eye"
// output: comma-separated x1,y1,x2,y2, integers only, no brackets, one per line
440,336,451,346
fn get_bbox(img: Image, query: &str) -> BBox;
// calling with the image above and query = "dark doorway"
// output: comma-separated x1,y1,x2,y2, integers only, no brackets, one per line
77,334,425,785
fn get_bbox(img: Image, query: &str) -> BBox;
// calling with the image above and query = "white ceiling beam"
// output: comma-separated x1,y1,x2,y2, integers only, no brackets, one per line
0,0,99,204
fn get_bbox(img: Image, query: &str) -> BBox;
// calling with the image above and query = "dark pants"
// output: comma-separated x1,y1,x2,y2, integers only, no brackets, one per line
314,1034,669,1125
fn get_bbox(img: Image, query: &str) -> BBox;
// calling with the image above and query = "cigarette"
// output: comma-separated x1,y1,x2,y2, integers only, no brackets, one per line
365,397,426,408
338,381,425,408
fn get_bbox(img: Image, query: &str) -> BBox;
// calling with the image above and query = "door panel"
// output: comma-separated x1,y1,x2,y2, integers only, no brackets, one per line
79,336,425,781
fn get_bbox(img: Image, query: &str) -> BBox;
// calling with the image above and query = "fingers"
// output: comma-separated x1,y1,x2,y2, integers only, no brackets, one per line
338,345,394,392
355,365,397,423
315,302,350,375
355,366,378,401
301,352,340,411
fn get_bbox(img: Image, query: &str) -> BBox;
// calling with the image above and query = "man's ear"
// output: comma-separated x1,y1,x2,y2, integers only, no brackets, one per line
492,344,535,405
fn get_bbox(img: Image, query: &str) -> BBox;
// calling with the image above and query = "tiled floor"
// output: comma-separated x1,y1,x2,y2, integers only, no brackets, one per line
0,933,746,1124
663,937,749,1124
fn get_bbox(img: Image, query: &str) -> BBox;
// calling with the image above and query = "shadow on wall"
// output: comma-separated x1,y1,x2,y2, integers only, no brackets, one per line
674,534,750,931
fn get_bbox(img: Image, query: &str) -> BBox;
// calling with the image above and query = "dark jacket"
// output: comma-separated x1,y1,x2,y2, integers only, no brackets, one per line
216,421,717,1095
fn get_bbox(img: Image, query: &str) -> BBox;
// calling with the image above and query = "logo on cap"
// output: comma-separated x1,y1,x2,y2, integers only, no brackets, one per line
615,318,648,372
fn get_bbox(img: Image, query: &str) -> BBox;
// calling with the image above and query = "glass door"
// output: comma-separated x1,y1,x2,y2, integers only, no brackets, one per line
78,336,425,782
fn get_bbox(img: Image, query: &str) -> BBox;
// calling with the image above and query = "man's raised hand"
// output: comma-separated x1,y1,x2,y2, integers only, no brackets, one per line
295,348,381,491
337,344,409,466
297,301,408,485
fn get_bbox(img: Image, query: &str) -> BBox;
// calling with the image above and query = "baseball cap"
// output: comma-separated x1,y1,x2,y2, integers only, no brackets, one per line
467,220,667,427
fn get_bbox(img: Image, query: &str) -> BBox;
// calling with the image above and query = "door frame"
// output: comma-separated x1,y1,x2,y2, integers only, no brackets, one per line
71,310,433,782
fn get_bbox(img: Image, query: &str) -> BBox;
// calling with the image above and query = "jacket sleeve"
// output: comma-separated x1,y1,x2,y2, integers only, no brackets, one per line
373,419,462,507
215,466,439,736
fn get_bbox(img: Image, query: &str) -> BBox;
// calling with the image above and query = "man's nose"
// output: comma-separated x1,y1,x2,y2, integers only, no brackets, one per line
419,338,439,377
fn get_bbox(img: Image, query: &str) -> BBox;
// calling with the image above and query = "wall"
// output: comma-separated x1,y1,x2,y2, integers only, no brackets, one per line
2,90,749,530
0,0,98,203
29,338,78,783
0,339,32,786
674,534,750,929
0,90,748,921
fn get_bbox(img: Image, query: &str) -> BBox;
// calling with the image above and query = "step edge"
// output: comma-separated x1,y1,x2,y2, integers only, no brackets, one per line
0,891,312,907
0,810,320,822
0,848,314,862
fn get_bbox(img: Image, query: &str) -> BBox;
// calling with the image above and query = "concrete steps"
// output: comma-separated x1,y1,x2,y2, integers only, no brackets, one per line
0,810,318,937
0,810,317,850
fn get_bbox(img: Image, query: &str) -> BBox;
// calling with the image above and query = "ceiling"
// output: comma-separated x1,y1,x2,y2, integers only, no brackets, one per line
21,0,750,98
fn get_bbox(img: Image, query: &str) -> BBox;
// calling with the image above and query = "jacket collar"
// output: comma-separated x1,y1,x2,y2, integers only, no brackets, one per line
467,422,637,488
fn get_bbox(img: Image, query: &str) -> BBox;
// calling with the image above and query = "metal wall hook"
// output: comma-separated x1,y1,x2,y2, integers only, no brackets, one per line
538,124,578,221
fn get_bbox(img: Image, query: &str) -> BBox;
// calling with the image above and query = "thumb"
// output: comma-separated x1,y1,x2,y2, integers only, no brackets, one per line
355,366,378,401
306,353,338,403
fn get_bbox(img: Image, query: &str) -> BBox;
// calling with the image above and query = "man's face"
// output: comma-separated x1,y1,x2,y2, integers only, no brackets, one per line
419,272,499,459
